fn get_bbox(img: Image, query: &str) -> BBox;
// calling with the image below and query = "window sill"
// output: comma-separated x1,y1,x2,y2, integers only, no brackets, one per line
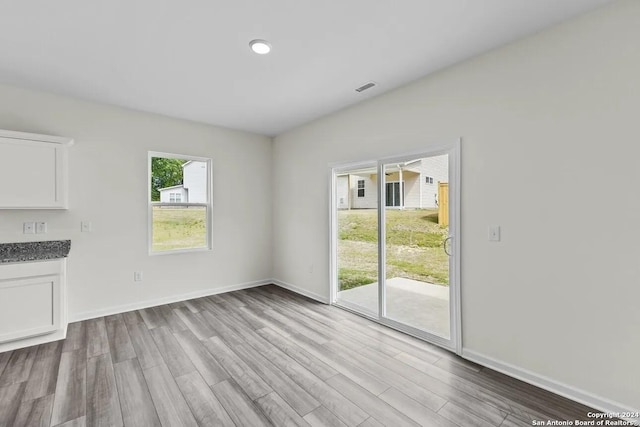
148,246,211,256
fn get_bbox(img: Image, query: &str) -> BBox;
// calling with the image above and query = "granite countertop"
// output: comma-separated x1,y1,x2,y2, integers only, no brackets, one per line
0,240,71,263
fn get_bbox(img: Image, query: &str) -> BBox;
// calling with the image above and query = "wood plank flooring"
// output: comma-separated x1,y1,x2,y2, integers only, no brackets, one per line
0,284,597,427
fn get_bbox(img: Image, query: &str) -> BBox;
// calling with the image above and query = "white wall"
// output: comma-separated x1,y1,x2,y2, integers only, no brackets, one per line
0,84,272,319
273,0,639,413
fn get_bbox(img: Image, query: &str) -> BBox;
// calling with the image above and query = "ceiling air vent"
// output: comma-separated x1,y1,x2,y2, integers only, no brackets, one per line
355,82,376,93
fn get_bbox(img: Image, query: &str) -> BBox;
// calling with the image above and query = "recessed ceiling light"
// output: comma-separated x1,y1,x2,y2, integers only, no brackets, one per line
249,39,271,55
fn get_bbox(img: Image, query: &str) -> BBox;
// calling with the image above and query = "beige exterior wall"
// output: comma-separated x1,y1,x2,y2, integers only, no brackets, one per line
383,170,420,208
351,173,377,209
353,155,447,209
420,155,448,208
336,175,349,209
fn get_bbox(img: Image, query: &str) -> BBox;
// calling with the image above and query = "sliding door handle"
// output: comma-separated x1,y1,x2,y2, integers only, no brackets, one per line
443,236,453,256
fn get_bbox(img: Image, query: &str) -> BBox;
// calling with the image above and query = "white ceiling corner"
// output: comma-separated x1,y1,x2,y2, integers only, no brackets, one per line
0,0,614,136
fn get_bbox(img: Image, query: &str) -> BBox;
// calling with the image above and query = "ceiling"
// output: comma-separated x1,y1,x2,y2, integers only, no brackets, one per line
0,0,613,136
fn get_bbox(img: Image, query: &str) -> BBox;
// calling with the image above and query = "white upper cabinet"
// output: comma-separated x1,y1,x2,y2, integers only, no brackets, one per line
0,129,73,209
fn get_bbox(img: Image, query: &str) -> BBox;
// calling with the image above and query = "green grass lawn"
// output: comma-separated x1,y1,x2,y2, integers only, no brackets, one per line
152,207,446,288
152,206,207,252
338,209,449,289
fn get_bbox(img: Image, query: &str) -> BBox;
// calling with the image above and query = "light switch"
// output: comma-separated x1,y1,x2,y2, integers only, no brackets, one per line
36,222,47,234
81,221,92,232
489,225,501,242
23,222,36,234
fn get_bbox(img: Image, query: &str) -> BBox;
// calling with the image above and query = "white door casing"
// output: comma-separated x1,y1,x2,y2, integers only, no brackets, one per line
329,139,461,354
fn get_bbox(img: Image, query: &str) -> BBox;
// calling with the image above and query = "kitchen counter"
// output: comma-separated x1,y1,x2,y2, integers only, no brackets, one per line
0,240,71,263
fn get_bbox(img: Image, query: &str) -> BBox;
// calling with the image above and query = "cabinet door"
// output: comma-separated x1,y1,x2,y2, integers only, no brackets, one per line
0,274,61,343
0,136,69,209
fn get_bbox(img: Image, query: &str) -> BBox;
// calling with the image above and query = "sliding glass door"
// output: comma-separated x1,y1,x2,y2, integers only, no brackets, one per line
333,164,379,317
381,154,451,340
332,142,460,351
385,182,403,207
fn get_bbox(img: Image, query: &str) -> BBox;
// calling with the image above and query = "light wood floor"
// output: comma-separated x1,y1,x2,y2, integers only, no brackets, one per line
0,285,595,427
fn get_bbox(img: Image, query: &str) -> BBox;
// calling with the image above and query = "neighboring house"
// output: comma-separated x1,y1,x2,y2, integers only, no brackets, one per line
337,155,447,209
336,175,350,209
158,160,207,203
159,184,187,203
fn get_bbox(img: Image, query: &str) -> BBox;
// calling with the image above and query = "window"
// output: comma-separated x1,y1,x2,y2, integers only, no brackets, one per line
149,152,212,254
425,176,434,184
357,180,365,197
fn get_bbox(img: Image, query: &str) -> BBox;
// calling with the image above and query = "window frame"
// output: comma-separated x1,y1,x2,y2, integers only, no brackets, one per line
357,179,365,198
169,192,182,203
148,151,213,256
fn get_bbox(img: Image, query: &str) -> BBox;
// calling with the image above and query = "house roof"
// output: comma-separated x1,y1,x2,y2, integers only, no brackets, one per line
157,184,184,192
336,158,424,177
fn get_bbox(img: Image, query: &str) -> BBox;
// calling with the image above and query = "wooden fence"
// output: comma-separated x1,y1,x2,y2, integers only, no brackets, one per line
438,182,449,226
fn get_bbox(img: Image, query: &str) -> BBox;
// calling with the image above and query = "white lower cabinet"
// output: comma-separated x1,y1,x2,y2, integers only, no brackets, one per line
0,259,67,352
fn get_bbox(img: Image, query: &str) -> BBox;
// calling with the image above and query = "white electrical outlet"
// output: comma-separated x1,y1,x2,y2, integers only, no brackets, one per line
23,222,36,234
134,272,143,282
36,222,47,234
81,221,92,232
489,225,501,242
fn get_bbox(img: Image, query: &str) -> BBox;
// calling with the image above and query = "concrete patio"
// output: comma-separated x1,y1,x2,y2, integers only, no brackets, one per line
337,277,450,338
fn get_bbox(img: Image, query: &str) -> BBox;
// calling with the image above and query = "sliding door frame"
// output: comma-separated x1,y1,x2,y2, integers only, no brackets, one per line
329,159,378,313
329,139,461,354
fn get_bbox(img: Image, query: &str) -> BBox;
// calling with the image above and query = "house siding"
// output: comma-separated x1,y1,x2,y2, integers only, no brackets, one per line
381,155,447,209
419,155,448,209
351,174,377,209
383,170,419,208
159,186,187,203
183,161,207,203
336,175,349,209
402,172,421,208
341,156,447,210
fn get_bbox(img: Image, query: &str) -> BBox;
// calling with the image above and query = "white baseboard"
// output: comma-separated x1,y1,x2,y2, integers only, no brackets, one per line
462,349,639,425
69,279,271,322
69,277,329,323
271,279,330,304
